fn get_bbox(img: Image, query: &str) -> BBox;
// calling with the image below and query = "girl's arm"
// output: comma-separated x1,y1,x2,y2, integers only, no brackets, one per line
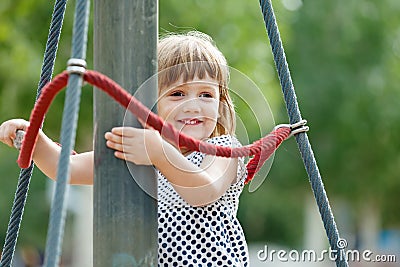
153,140,238,207
33,133,94,185
0,119,94,185
105,127,238,207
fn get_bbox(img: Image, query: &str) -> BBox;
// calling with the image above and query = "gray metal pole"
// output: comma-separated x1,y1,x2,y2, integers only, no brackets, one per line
93,1,158,266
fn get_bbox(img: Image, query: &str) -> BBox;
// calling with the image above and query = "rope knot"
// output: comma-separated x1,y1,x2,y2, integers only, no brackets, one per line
245,126,291,184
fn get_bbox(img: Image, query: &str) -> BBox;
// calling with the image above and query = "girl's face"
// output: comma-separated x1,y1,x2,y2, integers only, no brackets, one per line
157,76,220,142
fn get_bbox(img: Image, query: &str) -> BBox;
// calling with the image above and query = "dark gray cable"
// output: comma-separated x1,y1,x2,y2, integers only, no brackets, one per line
258,0,348,266
0,1,67,266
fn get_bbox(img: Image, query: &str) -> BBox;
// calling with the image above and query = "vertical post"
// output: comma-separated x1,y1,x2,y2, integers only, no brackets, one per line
93,1,158,266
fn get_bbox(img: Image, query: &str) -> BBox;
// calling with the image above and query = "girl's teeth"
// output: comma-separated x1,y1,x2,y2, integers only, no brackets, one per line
183,119,199,125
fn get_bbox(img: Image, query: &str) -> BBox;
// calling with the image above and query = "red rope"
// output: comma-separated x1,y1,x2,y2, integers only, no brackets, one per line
18,70,291,183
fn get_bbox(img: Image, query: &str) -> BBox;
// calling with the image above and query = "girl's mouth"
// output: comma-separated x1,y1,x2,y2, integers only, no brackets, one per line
179,118,202,125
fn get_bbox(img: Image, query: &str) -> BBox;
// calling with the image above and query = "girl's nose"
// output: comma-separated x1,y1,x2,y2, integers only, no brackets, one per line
182,98,201,113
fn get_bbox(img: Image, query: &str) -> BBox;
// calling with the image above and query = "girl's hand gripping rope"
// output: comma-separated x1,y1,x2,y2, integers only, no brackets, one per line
0,119,29,149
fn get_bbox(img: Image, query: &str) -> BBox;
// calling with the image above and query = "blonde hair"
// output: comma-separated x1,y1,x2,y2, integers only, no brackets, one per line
158,31,235,137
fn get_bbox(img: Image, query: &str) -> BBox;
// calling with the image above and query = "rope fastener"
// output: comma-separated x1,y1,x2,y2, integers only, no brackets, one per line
13,130,25,150
274,119,309,138
66,58,87,75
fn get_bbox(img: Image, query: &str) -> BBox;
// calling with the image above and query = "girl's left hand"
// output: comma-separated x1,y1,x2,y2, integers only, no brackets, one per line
104,127,162,165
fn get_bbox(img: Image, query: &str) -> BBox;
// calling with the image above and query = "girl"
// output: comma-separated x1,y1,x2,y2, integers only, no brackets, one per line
0,31,249,266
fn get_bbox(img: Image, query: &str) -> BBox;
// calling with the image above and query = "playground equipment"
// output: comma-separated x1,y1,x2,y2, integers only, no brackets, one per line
0,1,348,267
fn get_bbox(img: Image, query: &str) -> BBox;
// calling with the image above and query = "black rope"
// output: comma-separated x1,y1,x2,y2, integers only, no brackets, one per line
0,1,67,266
258,1,348,266
43,0,90,265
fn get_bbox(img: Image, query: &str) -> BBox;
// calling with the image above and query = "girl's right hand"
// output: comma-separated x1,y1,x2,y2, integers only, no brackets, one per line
0,119,29,148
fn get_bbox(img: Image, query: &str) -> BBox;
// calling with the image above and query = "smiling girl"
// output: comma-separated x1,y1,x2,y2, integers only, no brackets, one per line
0,31,249,266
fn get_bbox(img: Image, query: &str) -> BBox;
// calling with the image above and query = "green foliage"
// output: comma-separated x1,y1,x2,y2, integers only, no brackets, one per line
286,0,400,218
0,0,399,252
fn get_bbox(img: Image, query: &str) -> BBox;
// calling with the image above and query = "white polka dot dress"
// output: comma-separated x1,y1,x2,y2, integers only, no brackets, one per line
157,135,249,267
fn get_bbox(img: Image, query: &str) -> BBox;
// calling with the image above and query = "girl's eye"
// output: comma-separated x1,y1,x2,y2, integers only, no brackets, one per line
199,92,213,98
170,91,184,97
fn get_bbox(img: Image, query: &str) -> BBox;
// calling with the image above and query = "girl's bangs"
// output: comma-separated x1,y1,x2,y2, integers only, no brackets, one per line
159,61,225,90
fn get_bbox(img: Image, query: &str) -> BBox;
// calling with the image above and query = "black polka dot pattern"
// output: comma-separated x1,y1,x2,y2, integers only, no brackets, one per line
157,135,249,266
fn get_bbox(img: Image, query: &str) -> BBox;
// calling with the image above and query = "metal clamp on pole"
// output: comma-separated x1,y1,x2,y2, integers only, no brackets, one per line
274,119,309,138
14,130,25,150
66,58,87,75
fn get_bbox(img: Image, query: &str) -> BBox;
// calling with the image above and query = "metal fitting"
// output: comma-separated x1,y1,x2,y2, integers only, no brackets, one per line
67,58,87,75
14,130,25,150
274,119,309,138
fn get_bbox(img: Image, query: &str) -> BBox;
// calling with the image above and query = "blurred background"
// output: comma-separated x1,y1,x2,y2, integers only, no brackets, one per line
0,0,399,266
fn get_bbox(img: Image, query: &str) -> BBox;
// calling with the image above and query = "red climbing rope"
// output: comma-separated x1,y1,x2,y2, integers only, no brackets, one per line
17,70,292,183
